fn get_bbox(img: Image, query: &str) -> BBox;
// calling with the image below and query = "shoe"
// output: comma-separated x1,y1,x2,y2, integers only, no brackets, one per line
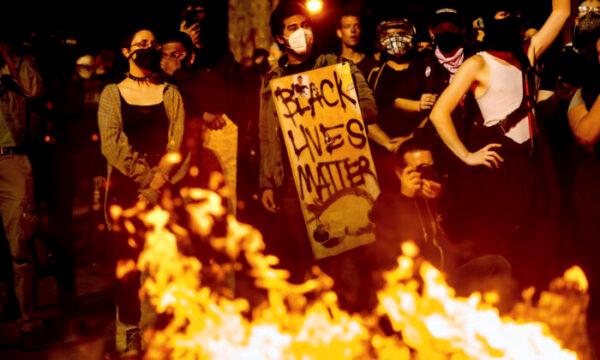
124,327,141,355
18,325,44,352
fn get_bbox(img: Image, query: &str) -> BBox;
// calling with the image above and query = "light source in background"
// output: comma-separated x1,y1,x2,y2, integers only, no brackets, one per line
306,0,324,14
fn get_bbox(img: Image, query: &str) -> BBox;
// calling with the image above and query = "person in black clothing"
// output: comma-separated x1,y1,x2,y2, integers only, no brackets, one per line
336,10,377,79
421,4,485,253
160,31,228,192
369,138,514,309
370,138,446,270
567,3,600,349
369,18,438,191
98,27,187,355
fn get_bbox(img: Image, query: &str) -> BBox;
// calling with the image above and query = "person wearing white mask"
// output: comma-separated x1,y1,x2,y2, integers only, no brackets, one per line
258,2,391,287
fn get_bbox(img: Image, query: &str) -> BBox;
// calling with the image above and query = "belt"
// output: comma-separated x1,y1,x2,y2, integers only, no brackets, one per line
0,146,26,156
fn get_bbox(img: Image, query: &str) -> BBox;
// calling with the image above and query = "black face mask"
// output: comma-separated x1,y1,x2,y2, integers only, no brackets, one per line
485,15,522,52
435,31,464,54
130,48,162,72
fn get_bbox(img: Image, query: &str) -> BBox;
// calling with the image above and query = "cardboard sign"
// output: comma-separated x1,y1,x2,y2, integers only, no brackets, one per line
270,63,380,259
204,116,238,215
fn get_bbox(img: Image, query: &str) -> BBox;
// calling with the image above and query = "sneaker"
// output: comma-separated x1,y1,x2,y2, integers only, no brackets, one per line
124,327,141,354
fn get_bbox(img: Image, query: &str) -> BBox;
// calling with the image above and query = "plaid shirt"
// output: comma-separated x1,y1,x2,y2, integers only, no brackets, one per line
98,83,187,205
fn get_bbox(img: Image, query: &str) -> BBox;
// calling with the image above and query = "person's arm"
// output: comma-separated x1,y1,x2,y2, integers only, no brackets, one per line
258,78,279,213
528,0,571,63
568,90,600,148
429,56,504,168
351,61,401,152
350,62,378,124
1,52,43,99
394,94,438,113
161,86,185,173
97,85,155,186
367,122,406,153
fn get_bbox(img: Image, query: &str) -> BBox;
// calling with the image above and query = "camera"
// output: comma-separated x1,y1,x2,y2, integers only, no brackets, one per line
416,163,439,181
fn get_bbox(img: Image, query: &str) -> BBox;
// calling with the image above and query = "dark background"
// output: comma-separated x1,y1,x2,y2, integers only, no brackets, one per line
1,0,549,46
0,0,552,74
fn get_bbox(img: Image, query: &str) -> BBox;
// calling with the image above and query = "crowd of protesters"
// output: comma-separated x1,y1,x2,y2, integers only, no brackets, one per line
0,0,599,356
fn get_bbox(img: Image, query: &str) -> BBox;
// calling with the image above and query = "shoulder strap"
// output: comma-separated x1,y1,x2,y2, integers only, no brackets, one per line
368,63,386,91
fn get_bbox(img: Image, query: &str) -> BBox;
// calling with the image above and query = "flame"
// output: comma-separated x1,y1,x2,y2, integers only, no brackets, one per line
116,259,136,280
112,189,588,359
564,266,588,292
165,152,182,165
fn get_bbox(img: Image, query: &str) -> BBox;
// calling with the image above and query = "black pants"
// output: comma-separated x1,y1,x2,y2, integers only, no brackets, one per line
445,125,561,288
108,172,143,326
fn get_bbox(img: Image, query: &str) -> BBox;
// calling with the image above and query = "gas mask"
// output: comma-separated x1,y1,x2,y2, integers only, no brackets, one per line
380,33,414,57
284,28,313,55
377,19,417,59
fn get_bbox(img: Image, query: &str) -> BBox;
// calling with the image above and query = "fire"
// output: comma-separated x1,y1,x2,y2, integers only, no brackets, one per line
113,189,587,359
375,251,579,359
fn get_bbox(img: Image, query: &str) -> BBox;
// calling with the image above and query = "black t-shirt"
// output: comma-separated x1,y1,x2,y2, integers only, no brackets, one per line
340,55,378,81
372,56,428,138
173,67,226,118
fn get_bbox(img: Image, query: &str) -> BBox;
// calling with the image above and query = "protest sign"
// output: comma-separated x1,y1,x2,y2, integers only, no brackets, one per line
271,63,379,259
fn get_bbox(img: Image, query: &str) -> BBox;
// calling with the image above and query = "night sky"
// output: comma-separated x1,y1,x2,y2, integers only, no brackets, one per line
0,0,551,67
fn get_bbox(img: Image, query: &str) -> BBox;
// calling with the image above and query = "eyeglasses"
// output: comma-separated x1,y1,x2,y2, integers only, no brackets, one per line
162,51,187,60
578,5,600,18
130,40,161,50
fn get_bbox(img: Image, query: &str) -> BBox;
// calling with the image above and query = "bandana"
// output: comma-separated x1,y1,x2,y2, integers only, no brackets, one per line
434,46,464,81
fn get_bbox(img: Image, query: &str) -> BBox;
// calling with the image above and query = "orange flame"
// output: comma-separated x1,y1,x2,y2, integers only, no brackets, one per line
116,259,136,280
114,189,586,359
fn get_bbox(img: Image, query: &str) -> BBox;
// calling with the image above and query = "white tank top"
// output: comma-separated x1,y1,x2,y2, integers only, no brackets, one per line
476,51,530,144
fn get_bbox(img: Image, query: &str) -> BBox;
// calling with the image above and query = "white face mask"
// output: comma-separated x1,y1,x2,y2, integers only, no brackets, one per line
285,28,313,55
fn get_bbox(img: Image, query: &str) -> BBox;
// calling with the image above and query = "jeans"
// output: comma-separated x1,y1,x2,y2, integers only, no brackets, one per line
0,154,36,321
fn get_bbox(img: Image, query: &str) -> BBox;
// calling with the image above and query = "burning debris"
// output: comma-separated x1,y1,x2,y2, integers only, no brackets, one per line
111,188,588,359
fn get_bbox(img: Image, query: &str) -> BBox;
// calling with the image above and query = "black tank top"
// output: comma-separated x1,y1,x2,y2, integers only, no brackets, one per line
109,94,169,208
120,94,169,166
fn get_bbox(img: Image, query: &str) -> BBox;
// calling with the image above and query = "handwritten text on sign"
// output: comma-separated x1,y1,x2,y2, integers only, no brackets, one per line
271,63,379,259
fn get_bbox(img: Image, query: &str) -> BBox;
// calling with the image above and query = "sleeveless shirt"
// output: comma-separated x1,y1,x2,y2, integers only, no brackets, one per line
476,51,530,144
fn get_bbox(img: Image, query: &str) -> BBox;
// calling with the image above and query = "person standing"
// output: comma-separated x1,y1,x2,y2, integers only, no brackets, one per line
98,27,186,355
429,0,571,286
336,10,377,79
0,36,43,348
567,3,599,351
368,18,438,190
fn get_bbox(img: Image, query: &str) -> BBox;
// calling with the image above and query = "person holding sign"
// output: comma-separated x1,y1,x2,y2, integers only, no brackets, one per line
259,2,390,285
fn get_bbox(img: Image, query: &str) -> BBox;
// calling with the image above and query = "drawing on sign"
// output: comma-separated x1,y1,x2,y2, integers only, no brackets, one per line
271,63,380,259
293,74,310,98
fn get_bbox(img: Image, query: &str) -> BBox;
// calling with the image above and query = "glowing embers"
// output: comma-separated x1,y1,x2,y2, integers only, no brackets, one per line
117,190,585,359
